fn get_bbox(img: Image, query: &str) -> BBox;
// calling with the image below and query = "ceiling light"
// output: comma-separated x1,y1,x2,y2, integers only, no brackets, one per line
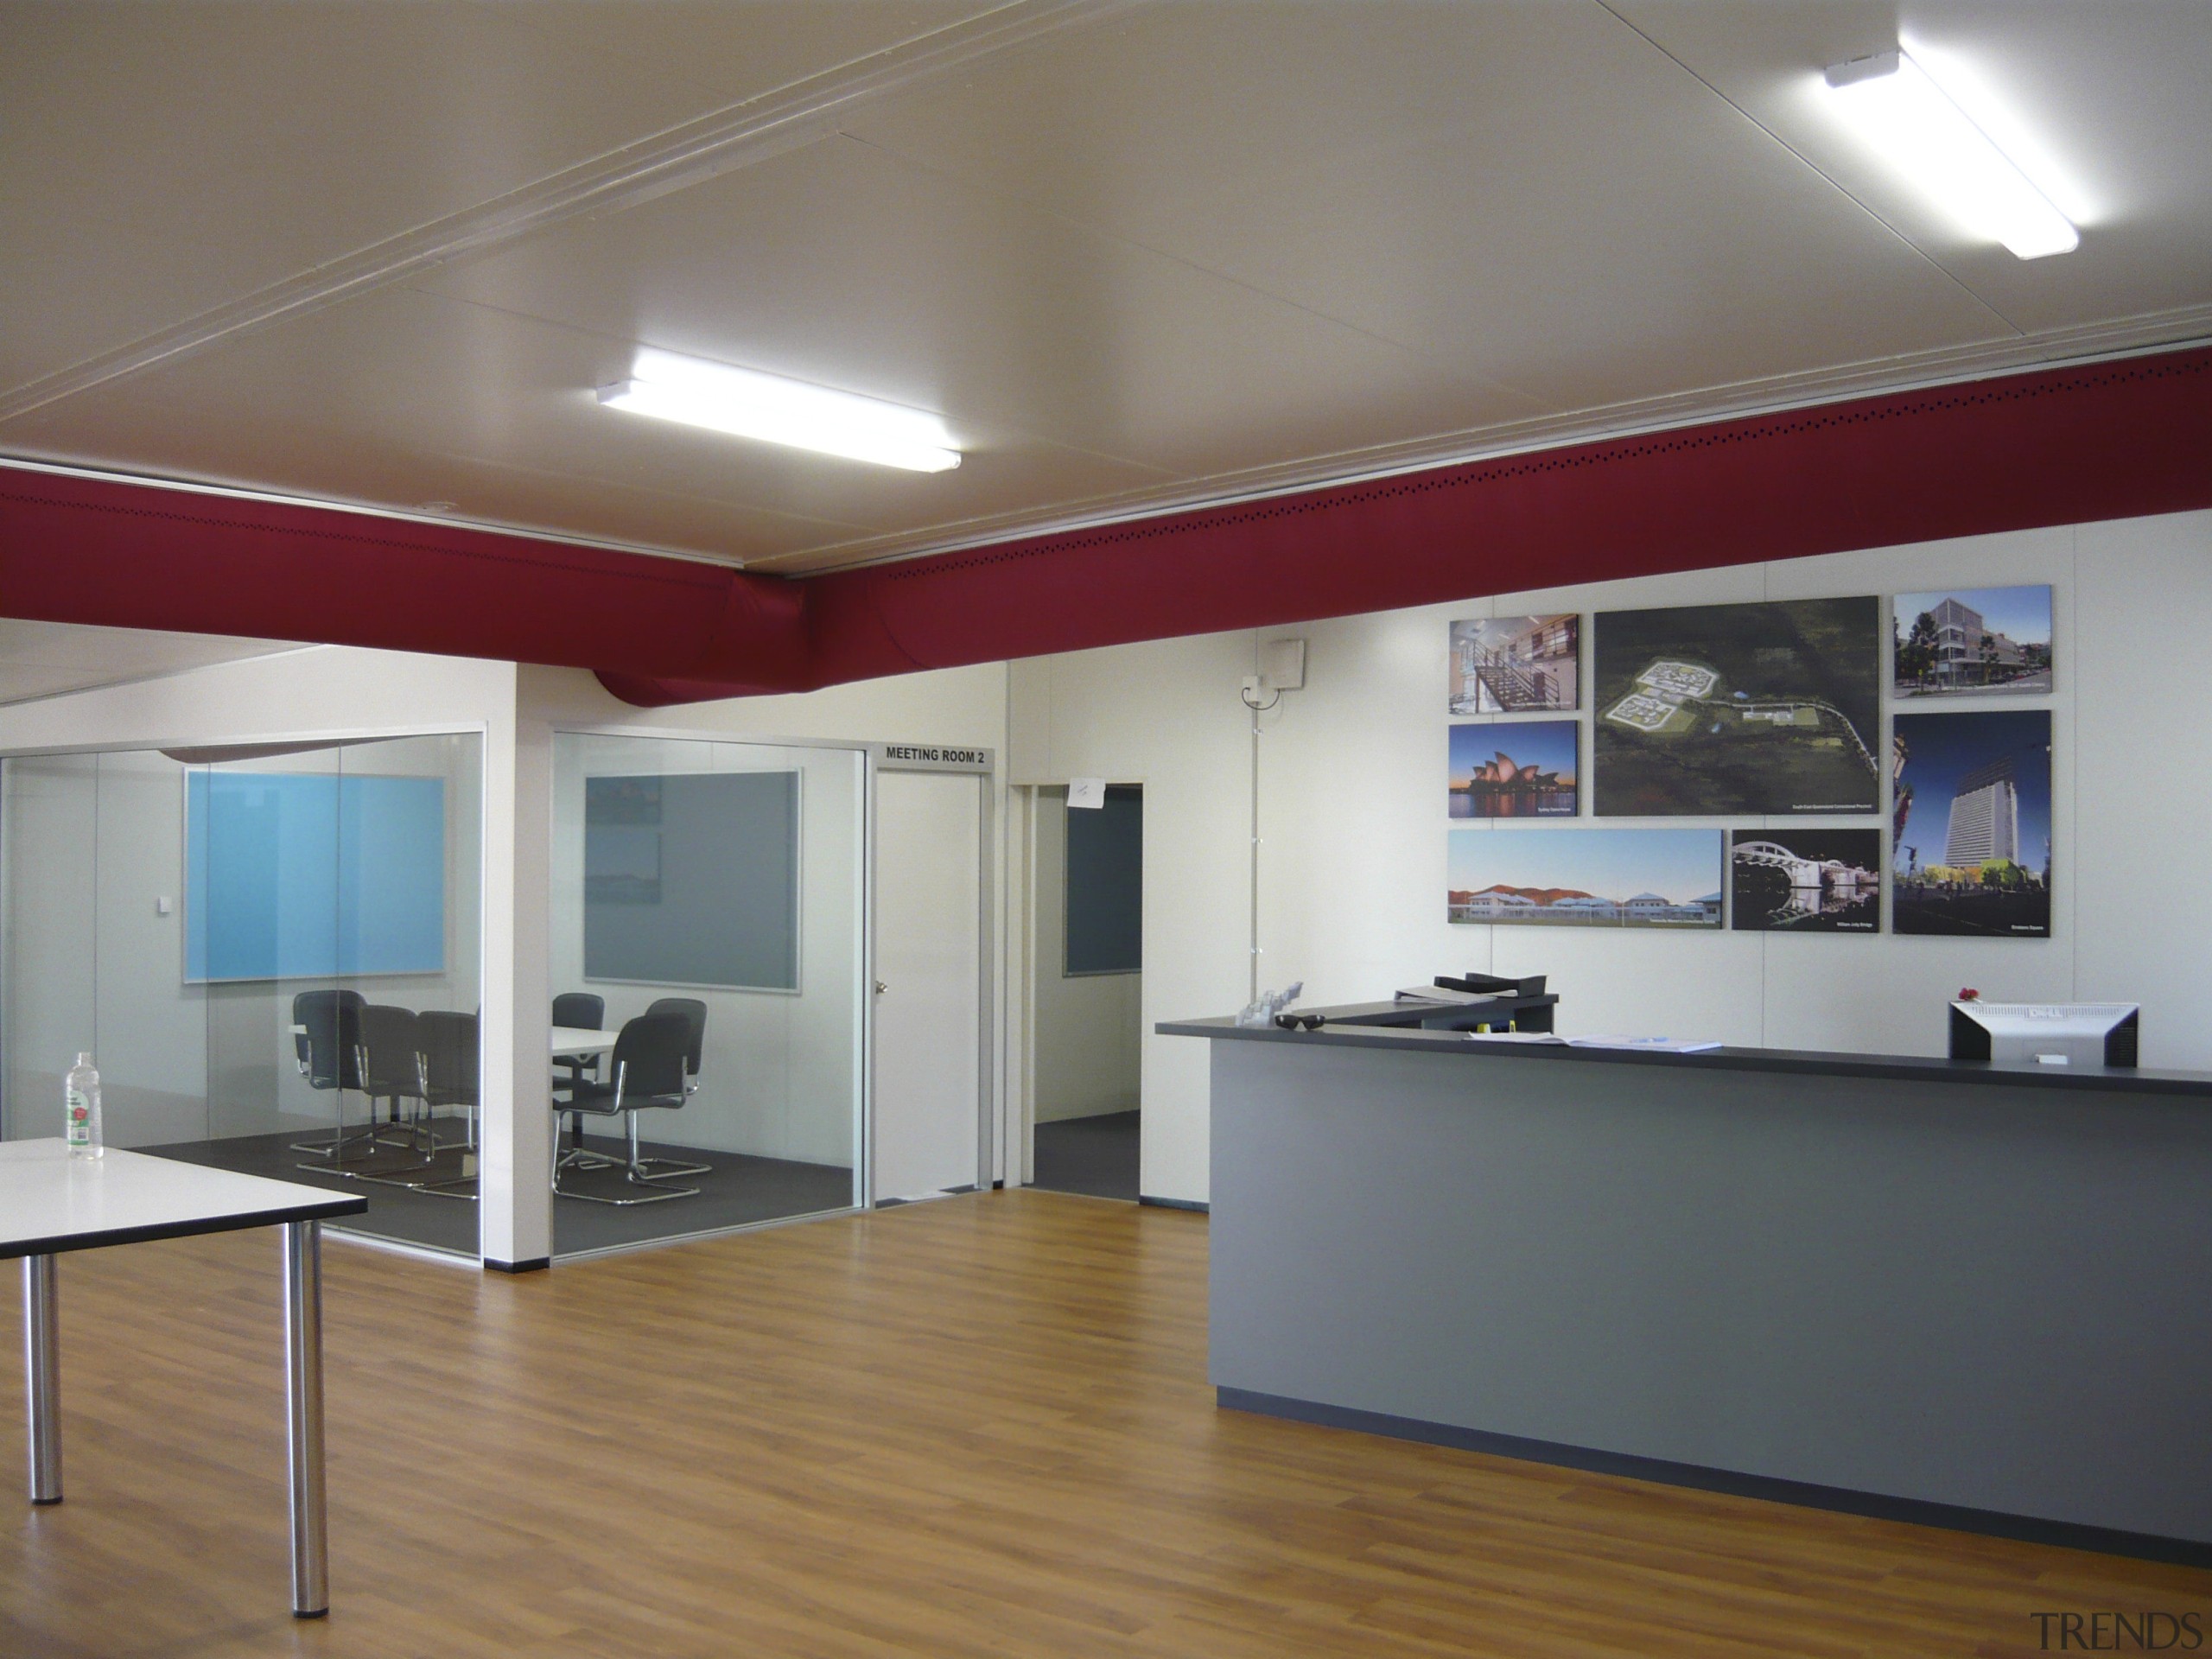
1821,48,2078,260
598,348,961,473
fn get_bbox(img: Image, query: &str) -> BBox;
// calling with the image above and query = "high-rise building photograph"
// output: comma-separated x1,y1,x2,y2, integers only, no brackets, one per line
1892,709,2054,936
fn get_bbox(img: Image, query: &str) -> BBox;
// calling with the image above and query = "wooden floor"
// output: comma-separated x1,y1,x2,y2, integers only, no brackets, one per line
3,1191,2208,1658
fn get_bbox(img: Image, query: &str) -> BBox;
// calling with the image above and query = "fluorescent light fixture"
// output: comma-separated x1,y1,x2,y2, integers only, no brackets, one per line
599,348,961,472
1822,48,2078,260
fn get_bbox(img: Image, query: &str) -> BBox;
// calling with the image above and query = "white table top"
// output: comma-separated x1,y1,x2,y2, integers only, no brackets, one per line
0,1139,364,1260
289,1022,616,1057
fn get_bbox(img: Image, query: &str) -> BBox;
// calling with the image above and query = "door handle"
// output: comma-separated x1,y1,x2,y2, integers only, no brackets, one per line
874,980,887,995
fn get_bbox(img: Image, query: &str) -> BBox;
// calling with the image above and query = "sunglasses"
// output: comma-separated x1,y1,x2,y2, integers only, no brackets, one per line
1273,1013,1327,1032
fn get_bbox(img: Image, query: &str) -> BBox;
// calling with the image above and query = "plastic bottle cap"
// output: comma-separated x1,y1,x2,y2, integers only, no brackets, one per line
74,1052,92,1065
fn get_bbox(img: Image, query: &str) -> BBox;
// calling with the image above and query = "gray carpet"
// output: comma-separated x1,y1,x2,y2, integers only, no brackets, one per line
143,1127,855,1260
1031,1110,1140,1202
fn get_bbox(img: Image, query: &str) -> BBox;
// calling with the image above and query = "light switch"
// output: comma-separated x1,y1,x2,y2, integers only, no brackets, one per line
155,896,174,916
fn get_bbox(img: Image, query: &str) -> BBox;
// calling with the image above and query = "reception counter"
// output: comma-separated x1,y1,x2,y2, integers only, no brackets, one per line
1160,1015,2212,1561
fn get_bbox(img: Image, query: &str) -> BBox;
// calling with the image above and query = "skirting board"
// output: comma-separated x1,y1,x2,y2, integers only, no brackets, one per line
484,1256,550,1274
1139,1195,1209,1213
1217,1387,2212,1569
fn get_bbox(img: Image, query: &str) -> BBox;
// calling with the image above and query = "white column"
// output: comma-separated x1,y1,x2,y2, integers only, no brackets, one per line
477,678,553,1268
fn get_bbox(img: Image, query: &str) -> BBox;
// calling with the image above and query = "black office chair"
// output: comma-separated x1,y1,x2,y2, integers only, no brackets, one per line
552,992,604,1045
639,996,711,1179
551,990,608,1170
416,1009,482,1201
329,1005,442,1188
551,1011,699,1205
289,988,391,1164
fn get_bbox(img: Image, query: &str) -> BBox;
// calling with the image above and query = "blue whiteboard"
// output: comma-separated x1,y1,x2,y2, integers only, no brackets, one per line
185,772,447,982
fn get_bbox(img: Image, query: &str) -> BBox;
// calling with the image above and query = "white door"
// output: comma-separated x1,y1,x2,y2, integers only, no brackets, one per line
872,770,984,1202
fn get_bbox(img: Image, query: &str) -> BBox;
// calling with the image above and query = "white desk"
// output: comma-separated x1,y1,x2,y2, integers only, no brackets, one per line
0,1139,365,1618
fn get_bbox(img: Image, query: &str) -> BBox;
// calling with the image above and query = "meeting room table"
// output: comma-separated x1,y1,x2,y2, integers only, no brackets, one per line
2,1138,365,1618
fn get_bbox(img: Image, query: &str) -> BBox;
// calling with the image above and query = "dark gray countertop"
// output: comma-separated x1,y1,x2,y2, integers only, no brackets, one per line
1157,1012,2212,1098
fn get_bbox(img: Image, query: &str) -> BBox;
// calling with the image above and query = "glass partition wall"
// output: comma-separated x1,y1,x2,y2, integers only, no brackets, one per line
549,732,865,1256
1,735,485,1258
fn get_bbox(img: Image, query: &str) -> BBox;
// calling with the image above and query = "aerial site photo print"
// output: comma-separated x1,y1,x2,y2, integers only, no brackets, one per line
1593,597,1882,816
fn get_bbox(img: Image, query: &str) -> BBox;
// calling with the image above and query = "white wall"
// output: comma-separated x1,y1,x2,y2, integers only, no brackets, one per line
1009,635,1252,1200
1030,786,1141,1122
1009,509,2212,1205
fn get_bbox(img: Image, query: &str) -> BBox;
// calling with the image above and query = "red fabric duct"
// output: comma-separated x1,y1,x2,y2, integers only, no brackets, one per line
3,346,2210,703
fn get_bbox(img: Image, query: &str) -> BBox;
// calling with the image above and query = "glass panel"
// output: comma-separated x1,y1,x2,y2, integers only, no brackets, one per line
0,737,483,1259
2,754,99,1142
550,732,864,1255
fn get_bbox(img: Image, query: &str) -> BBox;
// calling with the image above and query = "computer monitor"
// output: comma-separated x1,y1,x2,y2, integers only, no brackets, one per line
1948,1001,2139,1069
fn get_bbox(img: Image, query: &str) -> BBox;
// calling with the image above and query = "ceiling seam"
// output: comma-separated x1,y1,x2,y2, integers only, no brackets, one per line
0,0,1145,429
831,130,1558,416
1591,0,2027,339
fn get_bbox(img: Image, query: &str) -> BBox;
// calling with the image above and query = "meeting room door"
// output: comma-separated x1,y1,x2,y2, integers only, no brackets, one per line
870,766,988,1204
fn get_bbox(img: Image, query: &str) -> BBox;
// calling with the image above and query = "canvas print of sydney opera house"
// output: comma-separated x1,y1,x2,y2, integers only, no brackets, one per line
1448,828,1722,927
1449,614,1579,714
1448,720,1577,818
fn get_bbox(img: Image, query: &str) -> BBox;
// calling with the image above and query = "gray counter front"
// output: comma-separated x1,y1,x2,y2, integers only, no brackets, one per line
1162,1019,2212,1561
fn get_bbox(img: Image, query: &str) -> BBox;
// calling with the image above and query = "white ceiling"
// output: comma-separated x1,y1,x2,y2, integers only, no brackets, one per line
4,0,2209,576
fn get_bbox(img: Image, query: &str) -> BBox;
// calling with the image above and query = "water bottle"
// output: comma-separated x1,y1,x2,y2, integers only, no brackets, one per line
65,1052,102,1160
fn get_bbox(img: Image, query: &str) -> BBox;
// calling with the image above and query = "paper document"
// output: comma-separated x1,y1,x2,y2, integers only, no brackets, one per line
1395,985,1501,1005
1460,1031,1566,1045
1565,1034,1723,1054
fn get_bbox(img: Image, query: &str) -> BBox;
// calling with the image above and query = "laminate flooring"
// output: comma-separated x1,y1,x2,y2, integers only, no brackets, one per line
4,1190,2208,1658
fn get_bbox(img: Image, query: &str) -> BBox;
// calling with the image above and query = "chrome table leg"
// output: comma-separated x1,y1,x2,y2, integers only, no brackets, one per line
23,1255,60,1505
282,1220,329,1618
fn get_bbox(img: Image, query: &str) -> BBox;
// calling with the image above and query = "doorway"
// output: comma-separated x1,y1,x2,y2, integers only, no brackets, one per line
1027,785,1141,1201
872,767,988,1204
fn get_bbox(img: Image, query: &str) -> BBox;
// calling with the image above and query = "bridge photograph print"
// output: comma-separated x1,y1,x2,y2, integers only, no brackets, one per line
1729,829,1883,932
